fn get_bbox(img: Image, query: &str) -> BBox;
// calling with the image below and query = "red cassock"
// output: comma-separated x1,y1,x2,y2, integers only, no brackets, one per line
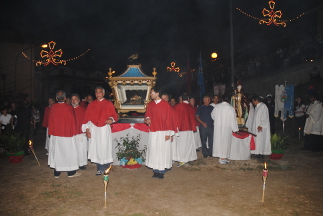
82,99,118,127
79,100,88,108
145,100,177,132
73,106,86,134
42,106,50,127
48,103,77,137
193,106,200,127
174,102,197,132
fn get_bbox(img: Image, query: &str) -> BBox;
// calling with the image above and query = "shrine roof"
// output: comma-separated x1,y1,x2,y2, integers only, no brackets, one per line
119,65,148,77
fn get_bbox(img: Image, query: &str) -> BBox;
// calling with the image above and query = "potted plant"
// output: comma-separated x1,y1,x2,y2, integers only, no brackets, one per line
115,134,146,169
270,133,288,159
0,130,26,163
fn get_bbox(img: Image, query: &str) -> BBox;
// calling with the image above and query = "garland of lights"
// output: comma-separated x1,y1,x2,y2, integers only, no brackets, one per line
22,41,90,66
166,62,180,72
236,0,305,27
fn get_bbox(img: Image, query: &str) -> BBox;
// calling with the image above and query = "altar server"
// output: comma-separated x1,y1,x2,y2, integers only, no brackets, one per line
82,87,118,176
303,93,323,152
43,97,55,154
144,87,177,179
190,97,202,151
48,90,79,178
71,93,87,169
211,94,239,164
173,94,197,167
250,95,271,157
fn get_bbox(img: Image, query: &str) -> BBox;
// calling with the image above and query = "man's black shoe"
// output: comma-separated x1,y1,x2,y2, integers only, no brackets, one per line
158,173,164,179
203,155,208,158
79,166,86,170
152,172,159,178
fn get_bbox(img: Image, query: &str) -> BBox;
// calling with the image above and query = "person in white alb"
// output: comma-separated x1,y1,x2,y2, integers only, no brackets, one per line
211,94,239,164
250,95,271,158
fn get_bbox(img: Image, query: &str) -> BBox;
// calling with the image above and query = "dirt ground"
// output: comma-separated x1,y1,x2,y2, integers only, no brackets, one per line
1,119,323,216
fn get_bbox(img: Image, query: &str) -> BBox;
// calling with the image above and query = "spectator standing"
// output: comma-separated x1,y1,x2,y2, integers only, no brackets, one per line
294,96,306,138
196,96,214,158
265,94,275,135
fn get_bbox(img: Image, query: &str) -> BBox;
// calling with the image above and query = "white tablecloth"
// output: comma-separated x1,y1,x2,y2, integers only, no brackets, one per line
111,124,149,164
229,135,251,160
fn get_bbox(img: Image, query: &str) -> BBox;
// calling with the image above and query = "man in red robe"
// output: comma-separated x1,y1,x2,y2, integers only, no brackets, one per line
48,90,80,178
43,97,55,155
189,97,202,151
71,93,87,170
82,87,118,176
144,87,177,179
79,94,88,108
173,94,197,167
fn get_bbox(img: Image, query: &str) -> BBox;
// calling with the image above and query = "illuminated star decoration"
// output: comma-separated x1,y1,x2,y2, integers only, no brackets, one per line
22,41,90,66
166,62,180,73
236,0,305,27
259,0,286,27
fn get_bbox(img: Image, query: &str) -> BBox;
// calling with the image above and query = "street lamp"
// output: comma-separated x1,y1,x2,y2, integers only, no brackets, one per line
211,52,218,61
14,43,47,98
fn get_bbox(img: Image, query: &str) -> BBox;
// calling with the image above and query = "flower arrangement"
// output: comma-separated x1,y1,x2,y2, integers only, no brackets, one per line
115,134,146,166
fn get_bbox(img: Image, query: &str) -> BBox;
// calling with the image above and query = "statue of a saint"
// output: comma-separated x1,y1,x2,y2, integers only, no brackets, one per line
231,84,248,126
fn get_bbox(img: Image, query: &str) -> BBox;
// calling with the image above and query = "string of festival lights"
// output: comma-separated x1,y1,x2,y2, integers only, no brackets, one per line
22,41,90,66
236,0,306,27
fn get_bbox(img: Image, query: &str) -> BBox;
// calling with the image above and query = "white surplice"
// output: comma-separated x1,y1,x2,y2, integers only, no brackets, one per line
173,131,197,163
146,131,173,170
194,126,202,149
245,103,255,131
250,102,271,155
82,122,113,164
304,100,323,135
211,102,239,158
75,133,88,167
45,128,50,150
48,136,79,171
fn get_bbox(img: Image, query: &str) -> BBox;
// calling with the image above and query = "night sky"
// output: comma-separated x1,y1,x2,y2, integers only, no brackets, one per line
1,0,322,82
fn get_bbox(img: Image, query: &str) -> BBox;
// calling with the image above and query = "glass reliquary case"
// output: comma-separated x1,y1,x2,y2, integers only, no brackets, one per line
108,65,157,115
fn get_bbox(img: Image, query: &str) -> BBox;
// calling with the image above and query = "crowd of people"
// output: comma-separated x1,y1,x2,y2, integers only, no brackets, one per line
0,101,41,154
145,87,274,179
1,86,322,179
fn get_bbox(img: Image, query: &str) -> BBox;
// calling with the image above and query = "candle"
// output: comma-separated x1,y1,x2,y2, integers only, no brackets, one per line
262,162,268,202
298,127,301,140
28,140,40,166
262,162,268,178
